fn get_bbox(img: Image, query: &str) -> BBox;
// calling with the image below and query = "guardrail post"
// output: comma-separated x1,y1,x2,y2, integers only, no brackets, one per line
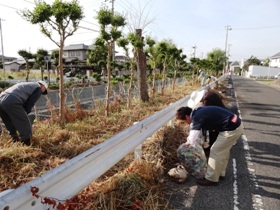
133,122,142,159
168,119,174,127
168,103,175,128
134,144,142,159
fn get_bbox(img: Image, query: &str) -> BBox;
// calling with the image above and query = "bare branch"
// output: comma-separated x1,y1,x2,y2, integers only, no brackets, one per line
124,0,157,32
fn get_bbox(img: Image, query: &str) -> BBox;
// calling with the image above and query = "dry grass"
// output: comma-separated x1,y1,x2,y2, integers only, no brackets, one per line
0,79,230,209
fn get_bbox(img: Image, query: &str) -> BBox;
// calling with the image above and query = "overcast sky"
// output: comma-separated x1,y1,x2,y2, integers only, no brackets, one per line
0,0,280,62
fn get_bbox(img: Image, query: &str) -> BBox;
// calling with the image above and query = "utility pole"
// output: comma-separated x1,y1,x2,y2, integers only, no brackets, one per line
0,18,5,80
112,0,115,62
224,25,232,74
192,45,197,58
227,44,232,74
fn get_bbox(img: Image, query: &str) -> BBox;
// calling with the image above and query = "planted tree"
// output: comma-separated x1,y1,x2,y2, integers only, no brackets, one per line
207,48,226,76
87,37,107,74
145,36,161,97
96,8,126,117
170,47,186,92
117,36,136,108
18,49,33,82
157,40,174,95
51,50,59,76
242,55,262,71
21,0,84,125
124,1,156,102
262,57,270,67
133,29,149,102
34,48,49,81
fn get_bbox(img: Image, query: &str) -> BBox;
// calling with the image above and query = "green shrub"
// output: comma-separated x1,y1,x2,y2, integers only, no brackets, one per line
49,83,59,89
124,78,130,84
0,81,12,89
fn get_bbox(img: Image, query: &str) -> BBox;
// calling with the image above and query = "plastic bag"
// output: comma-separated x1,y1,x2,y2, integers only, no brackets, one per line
177,143,207,179
167,165,188,183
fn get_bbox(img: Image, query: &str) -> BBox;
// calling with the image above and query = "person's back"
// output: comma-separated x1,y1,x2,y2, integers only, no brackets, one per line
176,106,244,186
2,82,40,104
200,90,227,153
0,81,48,145
191,106,241,132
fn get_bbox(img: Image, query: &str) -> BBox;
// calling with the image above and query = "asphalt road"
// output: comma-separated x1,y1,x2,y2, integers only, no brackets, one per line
166,76,280,210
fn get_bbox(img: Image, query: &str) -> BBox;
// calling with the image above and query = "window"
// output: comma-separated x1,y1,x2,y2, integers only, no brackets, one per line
69,51,81,57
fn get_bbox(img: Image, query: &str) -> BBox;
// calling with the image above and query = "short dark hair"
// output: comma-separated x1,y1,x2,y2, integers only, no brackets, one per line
176,107,192,120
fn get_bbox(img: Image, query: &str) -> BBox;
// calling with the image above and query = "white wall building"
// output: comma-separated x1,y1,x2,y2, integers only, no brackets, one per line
245,65,280,78
270,52,280,68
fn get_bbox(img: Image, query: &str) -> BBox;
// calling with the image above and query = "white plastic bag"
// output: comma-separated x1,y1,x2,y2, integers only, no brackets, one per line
168,165,188,183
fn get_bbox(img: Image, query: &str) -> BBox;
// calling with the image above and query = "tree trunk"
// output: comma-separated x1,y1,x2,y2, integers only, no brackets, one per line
25,68,30,82
161,57,167,95
135,29,149,102
127,59,134,108
105,42,112,117
59,41,65,126
172,61,178,92
41,67,44,81
152,64,156,97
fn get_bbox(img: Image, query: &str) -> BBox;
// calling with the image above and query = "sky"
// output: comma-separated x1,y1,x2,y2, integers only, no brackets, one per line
0,0,280,62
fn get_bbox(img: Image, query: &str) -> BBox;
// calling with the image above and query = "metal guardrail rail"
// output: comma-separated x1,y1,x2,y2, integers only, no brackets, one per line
0,76,226,210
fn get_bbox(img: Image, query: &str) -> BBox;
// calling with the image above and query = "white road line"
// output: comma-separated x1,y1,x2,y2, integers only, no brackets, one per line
241,135,264,210
234,89,264,210
232,158,240,210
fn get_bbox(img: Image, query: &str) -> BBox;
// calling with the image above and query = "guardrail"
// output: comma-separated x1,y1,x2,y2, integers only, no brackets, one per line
0,76,226,210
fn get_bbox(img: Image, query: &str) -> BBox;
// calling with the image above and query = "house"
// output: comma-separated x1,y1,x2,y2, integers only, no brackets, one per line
62,44,128,64
4,61,21,71
0,55,17,70
0,55,17,62
270,52,280,68
114,55,129,64
229,61,240,75
245,65,280,78
62,44,93,63
2,43,129,74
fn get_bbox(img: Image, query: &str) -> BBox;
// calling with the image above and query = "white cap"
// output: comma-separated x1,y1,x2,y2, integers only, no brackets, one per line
187,89,205,109
38,80,48,95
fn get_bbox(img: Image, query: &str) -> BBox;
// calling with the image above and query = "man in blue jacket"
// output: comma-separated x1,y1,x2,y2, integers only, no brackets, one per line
176,106,244,186
0,81,48,146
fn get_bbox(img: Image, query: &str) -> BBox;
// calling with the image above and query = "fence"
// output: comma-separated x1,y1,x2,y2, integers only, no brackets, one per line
30,77,187,120
0,76,227,210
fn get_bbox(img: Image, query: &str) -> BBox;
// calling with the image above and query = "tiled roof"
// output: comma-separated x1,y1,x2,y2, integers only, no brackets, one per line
5,61,20,65
271,52,280,58
63,44,93,50
230,61,240,66
0,55,17,60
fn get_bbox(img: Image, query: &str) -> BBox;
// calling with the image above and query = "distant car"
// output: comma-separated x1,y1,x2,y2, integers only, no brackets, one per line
65,72,76,77
65,72,71,77
275,73,280,79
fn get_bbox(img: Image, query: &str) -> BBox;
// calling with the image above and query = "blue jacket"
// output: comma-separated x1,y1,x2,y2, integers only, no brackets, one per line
190,106,241,132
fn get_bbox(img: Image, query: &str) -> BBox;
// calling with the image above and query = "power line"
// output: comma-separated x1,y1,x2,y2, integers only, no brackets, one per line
233,25,280,30
81,19,99,27
78,25,99,32
0,3,19,10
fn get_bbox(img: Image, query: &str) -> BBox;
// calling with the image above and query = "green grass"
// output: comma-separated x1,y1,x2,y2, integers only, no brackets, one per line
256,79,275,86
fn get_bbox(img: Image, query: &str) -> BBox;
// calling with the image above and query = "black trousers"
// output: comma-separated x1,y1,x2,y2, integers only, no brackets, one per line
202,129,220,150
